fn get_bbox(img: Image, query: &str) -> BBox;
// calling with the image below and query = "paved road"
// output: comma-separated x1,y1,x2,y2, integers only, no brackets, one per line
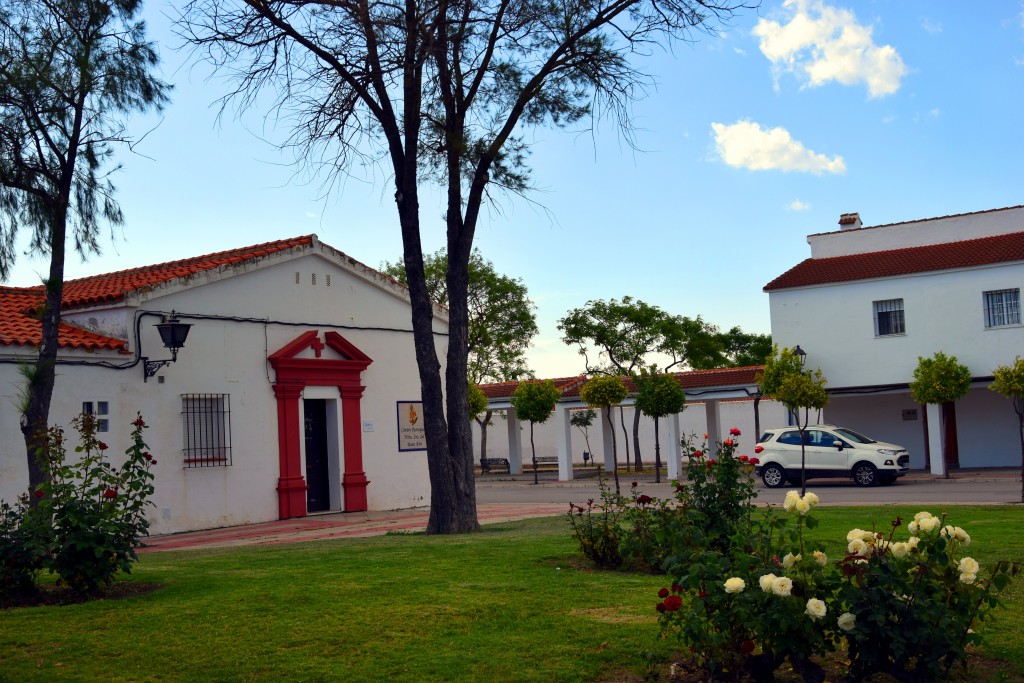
475,471,1023,508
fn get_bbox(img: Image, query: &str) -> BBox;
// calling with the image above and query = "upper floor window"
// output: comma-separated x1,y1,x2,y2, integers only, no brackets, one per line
984,289,1020,328
873,299,905,336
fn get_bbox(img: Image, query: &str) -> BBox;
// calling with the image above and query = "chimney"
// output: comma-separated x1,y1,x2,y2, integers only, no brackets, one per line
839,212,862,230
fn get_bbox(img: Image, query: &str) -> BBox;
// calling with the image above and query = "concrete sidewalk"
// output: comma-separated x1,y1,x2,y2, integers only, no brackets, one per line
140,502,568,553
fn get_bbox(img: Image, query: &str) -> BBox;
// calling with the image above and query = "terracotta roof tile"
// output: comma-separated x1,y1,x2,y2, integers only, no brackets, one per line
58,235,315,308
0,287,129,352
764,231,1024,291
480,377,586,400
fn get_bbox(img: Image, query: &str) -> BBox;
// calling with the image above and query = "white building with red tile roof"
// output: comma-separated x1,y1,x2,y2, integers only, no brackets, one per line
0,236,447,534
765,205,1024,473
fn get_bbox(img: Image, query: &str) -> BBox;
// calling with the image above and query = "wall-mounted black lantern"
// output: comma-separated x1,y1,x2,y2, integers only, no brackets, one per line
143,311,192,381
793,344,807,369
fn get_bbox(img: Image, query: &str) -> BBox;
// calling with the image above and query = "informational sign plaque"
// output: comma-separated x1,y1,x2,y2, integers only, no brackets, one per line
397,401,427,451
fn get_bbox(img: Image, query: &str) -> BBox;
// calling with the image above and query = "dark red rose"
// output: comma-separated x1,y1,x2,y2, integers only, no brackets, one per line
749,457,760,465
741,640,755,654
33,489,44,498
723,439,734,447
697,591,708,599
133,416,146,427
656,602,667,613
692,450,703,458
730,427,741,436
98,442,109,450
664,595,683,611
631,481,638,488
144,452,153,461
103,489,117,499
150,459,158,465
739,455,749,462
637,495,653,505
675,483,685,493
658,587,670,598
671,584,683,594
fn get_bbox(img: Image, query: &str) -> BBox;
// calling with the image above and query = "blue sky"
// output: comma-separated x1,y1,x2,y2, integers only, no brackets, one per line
5,0,1024,378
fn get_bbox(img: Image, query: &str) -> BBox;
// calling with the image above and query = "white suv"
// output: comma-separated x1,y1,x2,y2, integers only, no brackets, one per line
754,425,910,488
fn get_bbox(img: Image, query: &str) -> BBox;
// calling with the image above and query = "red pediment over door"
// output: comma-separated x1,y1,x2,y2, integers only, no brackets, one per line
268,330,373,519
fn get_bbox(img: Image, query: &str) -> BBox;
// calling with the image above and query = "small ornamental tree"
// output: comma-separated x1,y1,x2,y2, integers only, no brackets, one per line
990,356,1024,502
579,375,628,494
759,346,828,495
570,408,597,463
910,351,971,473
510,380,561,485
634,366,686,483
468,382,488,421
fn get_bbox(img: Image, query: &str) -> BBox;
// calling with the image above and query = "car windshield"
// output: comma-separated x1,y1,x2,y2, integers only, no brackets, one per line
832,428,876,444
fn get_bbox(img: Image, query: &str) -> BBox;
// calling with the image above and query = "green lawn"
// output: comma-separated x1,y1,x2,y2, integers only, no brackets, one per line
1,505,1022,682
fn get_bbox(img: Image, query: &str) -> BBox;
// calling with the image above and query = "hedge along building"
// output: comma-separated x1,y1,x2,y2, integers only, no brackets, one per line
475,368,789,480
0,236,446,534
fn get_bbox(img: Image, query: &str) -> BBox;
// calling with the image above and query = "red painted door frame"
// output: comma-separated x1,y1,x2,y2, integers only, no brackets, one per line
268,330,373,519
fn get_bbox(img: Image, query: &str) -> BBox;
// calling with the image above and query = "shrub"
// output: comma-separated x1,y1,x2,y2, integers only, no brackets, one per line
0,494,51,603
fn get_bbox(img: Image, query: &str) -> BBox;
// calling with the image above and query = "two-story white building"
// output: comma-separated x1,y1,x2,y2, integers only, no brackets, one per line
0,236,445,534
765,206,1024,473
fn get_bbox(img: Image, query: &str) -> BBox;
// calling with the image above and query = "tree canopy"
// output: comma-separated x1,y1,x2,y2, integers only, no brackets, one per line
579,374,628,492
909,352,972,405
634,366,686,483
180,0,744,532
0,0,168,491
717,327,772,367
382,248,537,384
510,379,561,484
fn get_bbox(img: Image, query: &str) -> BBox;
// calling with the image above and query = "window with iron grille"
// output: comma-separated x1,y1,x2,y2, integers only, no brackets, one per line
182,394,232,467
984,289,1021,328
873,298,905,336
81,400,110,433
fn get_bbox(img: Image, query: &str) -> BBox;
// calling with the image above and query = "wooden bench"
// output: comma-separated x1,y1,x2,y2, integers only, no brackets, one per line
480,457,510,474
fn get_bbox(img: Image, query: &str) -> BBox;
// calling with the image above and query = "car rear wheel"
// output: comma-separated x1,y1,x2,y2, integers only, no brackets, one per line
761,464,786,488
852,462,878,486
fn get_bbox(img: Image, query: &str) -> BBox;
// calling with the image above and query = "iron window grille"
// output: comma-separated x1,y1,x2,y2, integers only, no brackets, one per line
873,298,905,336
984,288,1021,328
182,394,232,467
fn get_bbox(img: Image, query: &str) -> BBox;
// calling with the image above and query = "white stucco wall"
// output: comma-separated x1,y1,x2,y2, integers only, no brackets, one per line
769,262,1024,388
809,206,1024,258
0,251,445,534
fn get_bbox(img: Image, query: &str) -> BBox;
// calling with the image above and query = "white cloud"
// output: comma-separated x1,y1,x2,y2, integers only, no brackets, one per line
752,0,907,98
920,18,943,35
788,199,812,211
711,120,846,175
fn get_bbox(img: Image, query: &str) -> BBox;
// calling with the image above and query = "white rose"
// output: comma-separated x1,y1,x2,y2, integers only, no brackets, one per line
954,527,971,545
914,511,934,522
959,557,980,574
960,572,977,585
805,598,827,620
813,550,827,566
783,553,801,569
847,528,866,542
920,517,941,533
908,521,919,535
784,490,800,512
891,542,910,558
771,576,793,596
724,577,746,593
907,536,920,550
802,492,819,507
848,539,868,556
863,530,879,543
837,612,856,632
795,499,811,515
759,573,777,592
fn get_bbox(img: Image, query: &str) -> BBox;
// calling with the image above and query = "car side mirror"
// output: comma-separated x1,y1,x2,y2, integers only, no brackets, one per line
833,440,844,450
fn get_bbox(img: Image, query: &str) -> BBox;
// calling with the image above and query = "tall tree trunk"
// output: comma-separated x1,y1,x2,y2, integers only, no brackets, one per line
21,211,68,494
632,408,642,470
653,417,662,483
476,410,492,467
606,407,620,494
530,422,538,485
618,406,631,472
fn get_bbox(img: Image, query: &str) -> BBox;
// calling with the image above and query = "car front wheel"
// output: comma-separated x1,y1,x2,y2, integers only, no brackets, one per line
852,462,878,486
761,464,786,488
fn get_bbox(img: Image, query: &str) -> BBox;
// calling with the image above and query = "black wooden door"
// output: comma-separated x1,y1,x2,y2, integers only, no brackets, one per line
304,399,330,512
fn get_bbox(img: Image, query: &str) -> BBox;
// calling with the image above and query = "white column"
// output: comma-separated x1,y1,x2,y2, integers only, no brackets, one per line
666,412,682,481
506,407,523,475
926,402,946,477
705,400,722,448
600,408,616,472
554,403,574,481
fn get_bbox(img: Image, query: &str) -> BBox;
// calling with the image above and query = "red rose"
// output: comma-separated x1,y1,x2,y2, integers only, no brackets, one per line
151,459,158,465
749,457,760,465
631,481,638,488
692,451,703,458
658,587,670,598
98,442,108,450
741,640,755,654
697,591,708,599
144,452,153,461
133,416,146,427
671,584,683,593
103,489,117,499
708,459,717,465
739,455,749,462
723,439,733,447
730,427,741,436
656,602,667,613
637,495,653,505
675,483,686,493
33,489,44,498
664,595,683,611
